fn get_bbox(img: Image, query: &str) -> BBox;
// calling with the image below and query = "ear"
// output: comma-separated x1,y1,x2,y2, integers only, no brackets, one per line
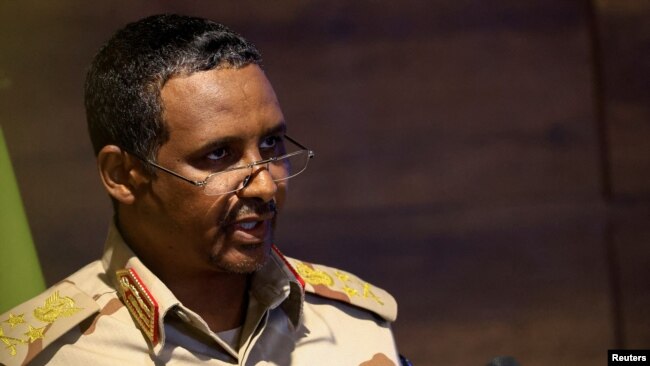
97,145,148,205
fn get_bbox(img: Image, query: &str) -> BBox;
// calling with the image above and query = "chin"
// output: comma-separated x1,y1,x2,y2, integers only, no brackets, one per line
211,243,271,274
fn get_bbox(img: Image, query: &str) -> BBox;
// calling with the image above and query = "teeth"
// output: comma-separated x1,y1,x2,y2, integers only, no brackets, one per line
239,222,257,230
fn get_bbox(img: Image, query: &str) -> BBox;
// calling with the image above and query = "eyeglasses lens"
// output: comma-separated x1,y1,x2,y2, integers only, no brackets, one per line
202,150,311,195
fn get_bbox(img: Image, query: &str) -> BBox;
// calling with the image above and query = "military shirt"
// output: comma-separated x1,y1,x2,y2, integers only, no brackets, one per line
0,223,399,365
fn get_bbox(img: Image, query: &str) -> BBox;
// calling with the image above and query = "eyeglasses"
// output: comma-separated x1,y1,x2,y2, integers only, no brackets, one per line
128,135,315,196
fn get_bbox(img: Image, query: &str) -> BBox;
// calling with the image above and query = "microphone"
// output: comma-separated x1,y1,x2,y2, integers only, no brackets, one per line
486,356,521,366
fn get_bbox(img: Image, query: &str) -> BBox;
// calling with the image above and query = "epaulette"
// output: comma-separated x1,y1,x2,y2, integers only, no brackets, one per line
284,257,398,322
0,281,100,366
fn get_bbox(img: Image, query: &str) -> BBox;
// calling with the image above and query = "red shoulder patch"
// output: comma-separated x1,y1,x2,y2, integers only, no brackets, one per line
115,268,159,345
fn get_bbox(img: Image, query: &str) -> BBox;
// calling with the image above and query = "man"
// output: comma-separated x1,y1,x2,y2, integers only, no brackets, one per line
0,14,403,366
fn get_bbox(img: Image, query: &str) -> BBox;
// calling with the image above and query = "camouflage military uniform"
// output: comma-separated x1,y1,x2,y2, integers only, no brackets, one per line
0,223,399,365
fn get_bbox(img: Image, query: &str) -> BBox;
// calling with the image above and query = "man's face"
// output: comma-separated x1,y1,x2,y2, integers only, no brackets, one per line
128,65,287,275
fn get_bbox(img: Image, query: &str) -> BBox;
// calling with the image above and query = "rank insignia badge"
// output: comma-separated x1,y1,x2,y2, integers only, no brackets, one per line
116,268,159,345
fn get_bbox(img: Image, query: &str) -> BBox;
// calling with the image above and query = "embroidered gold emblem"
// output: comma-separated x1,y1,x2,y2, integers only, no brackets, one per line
362,283,384,305
342,285,358,297
33,291,82,323
3,313,25,328
338,268,386,305
295,262,334,286
335,270,350,283
289,259,387,310
0,326,26,356
116,268,159,344
24,325,46,343
0,286,98,358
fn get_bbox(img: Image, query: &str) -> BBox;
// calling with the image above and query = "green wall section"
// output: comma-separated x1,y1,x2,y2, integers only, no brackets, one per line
0,126,45,313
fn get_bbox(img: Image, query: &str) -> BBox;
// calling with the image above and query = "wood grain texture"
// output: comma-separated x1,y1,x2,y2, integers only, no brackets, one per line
0,1,647,364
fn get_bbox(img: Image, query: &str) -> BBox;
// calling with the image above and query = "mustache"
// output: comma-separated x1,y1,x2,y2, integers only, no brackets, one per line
220,199,277,225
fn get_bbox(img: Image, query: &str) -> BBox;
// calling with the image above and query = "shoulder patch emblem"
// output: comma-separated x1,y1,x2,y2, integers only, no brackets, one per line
286,258,398,322
0,282,99,366
33,291,82,323
116,268,159,345
294,262,335,287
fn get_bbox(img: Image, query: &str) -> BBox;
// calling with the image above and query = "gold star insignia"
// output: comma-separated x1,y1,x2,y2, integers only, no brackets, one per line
4,313,25,328
342,285,358,297
24,325,46,343
362,283,384,305
1,326,25,356
335,271,350,283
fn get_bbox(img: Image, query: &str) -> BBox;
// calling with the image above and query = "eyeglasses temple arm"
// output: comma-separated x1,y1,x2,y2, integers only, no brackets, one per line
284,134,308,150
146,160,205,186
284,134,315,158
125,150,205,187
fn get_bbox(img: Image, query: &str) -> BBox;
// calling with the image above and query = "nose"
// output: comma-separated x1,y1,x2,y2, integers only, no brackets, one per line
237,165,277,203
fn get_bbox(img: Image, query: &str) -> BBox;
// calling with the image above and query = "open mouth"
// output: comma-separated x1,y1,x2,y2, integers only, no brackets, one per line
237,221,259,230
229,219,270,243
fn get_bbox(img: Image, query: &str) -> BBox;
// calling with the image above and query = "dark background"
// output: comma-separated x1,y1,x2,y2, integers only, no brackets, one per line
1,1,648,365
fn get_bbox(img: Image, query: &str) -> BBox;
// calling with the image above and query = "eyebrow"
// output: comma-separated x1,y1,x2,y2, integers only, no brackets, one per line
264,123,288,138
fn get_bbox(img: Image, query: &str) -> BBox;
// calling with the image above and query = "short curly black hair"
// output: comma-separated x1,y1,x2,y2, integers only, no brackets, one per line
85,14,262,164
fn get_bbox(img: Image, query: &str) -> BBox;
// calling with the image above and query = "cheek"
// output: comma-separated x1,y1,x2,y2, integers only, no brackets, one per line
154,180,228,227
274,182,288,210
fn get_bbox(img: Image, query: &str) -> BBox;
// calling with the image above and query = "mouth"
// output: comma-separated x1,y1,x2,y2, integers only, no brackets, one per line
237,221,259,230
227,213,275,244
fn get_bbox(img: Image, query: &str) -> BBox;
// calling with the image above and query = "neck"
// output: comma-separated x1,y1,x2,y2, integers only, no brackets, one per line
165,272,250,332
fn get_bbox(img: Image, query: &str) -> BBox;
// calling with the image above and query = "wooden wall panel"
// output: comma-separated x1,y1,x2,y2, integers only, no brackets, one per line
597,0,650,198
277,202,613,365
1,1,647,365
613,204,650,348
597,0,650,350
262,32,600,210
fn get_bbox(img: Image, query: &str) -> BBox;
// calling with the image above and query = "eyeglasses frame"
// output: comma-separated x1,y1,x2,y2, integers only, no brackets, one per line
126,135,314,195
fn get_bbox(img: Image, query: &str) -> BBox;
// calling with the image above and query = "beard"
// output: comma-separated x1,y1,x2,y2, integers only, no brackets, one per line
210,238,273,274
212,249,269,274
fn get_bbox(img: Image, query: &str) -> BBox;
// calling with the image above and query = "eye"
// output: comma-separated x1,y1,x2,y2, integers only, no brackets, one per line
260,135,281,149
206,147,228,161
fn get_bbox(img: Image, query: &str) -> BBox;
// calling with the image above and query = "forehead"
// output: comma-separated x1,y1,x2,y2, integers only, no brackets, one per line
159,65,284,151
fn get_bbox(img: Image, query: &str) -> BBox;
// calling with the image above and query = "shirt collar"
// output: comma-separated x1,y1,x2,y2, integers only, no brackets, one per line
101,220,180,352
252,245,305,329
101,220,305,353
